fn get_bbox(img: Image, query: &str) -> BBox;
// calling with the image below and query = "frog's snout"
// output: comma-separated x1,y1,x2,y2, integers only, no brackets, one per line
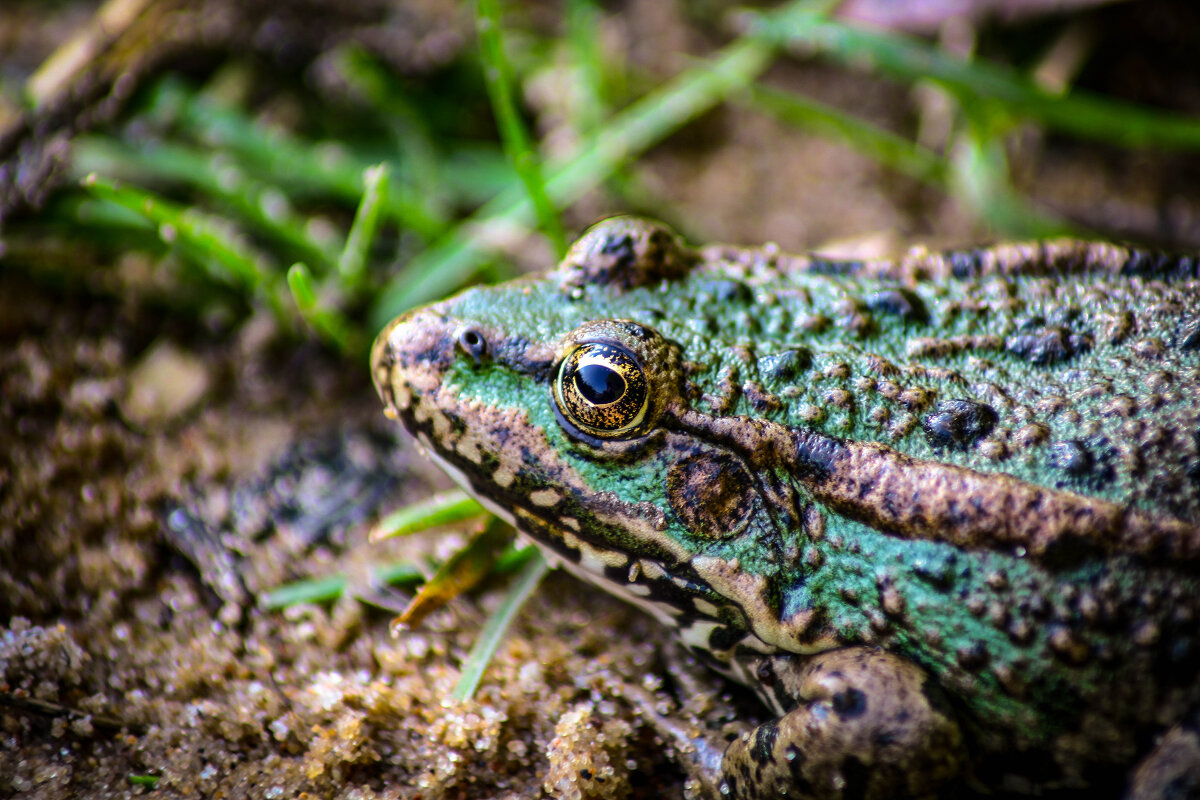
370,309,458,416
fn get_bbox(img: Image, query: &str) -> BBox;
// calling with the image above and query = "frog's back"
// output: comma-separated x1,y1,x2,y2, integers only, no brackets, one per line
649,233,1200,761
657,237,1200,523
552,222,1200,755
373,217,1200,783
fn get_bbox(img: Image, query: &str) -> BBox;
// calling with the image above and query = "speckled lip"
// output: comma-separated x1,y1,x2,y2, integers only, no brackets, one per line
371,307,459,419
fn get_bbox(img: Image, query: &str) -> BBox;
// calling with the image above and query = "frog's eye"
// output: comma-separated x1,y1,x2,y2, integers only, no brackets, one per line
554,342,649,439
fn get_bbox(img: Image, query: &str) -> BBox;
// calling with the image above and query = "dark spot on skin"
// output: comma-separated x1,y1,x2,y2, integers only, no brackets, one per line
617,320,654,340
911,553,957,589
922,399,998,450
865,288,929,325
758,348,813,382
1045,305,1081,327
410,332,455,370
755,659,776,688
918,676,956,720
1168,637,1200,678
600,231,636,270
1178,316,1200,351
631,307,665,323
1049,439,1116,490
1120,250,1200,280
831,688,867,719
873,730,897,748
1050,440,1092,475
785,745,815,795
699,279,753,304
491,425,512,447
790,428,846,479
956,642,990,670
807,258,862,276
949,250,983,278
751,722,779,765
709,624,746,653
1041,534,1104,566
1006,326,1092,365
499,335,555,378
1016,314,1045,331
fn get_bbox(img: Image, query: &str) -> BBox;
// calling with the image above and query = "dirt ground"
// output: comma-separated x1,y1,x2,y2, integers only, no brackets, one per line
3,1,1200,799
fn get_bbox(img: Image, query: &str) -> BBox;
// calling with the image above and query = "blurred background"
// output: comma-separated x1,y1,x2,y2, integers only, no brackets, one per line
2,1,1199,797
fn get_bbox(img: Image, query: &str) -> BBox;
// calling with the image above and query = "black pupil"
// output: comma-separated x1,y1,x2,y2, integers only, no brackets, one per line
576,363,625,405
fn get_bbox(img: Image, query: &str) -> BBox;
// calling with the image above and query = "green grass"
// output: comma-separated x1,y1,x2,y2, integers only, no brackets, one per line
13,0,1192,352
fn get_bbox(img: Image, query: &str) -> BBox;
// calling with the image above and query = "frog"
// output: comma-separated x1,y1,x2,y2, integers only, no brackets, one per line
371,216,1200,799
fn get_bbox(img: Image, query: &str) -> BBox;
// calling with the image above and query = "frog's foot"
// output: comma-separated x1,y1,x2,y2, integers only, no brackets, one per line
721,647,966,800
1125,706,1200,800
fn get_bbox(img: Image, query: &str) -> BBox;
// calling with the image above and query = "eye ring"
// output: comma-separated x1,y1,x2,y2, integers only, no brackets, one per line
554,342,649,439
457,327,488,363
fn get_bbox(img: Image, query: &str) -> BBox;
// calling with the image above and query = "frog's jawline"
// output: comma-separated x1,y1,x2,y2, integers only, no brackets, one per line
417,432,771,686
417,434,674,625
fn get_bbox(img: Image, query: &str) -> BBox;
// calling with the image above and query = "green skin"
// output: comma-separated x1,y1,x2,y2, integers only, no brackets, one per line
373,217,1200,799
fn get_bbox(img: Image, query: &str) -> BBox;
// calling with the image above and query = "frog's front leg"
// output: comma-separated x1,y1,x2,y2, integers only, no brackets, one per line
720,647,966,800
1125,705,1200,800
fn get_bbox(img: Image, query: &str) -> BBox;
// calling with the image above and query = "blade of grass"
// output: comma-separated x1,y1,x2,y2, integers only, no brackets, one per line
331,46,449,217
450,546,547,703
286,263,358,353
950,110,1072,238
370,28,777,326
565,0,610,136
81,172,303,328
442,145,521,203
477,0,567,257
743,83,948,186
338,163,390,287
745,8,1200,151
258,561,425,610
392,516,513,631
82,173,265,291
72,136,342,272
149,79,447,238
370,489,487,542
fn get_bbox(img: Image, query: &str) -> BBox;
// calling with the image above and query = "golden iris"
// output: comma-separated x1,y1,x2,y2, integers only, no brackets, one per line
554,342,649,438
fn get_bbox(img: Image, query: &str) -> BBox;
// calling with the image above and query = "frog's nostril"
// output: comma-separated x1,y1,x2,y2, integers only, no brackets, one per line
457,327,488,363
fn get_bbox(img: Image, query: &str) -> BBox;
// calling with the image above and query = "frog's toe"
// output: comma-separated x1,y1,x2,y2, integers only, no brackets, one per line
720,648,966,800
1125,707,1200,800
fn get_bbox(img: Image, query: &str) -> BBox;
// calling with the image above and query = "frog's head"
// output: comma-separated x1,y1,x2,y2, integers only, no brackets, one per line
372,218,823,660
